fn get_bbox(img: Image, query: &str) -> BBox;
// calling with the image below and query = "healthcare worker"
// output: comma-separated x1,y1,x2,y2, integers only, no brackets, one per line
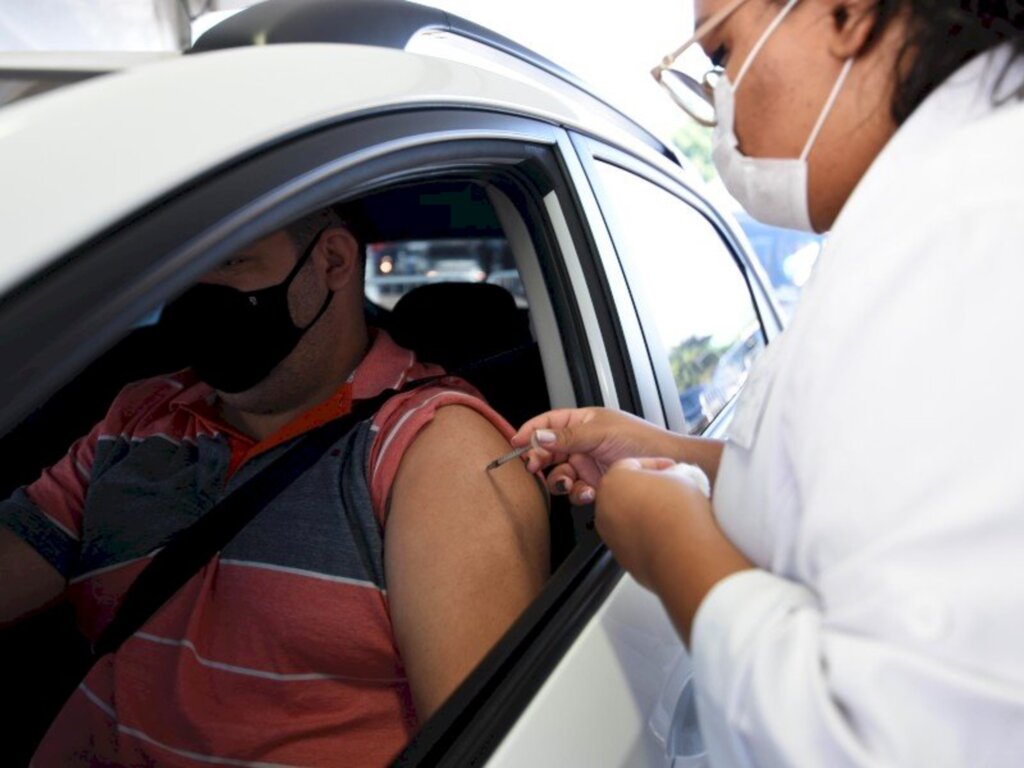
512,0,1024,765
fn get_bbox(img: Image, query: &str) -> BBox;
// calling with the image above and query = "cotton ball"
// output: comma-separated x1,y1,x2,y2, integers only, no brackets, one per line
663,462,711,499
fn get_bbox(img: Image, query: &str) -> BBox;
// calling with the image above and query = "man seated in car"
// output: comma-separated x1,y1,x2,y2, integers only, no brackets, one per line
0,205,549,767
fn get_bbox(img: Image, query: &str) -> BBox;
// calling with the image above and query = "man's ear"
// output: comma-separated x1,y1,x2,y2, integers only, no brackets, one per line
827,0,878,59
318,226,361,290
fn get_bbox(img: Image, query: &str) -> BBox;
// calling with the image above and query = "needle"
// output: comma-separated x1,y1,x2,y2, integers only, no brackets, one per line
486,444,530,471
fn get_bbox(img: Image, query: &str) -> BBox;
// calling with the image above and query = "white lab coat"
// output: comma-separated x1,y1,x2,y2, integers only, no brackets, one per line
693,48,1024,767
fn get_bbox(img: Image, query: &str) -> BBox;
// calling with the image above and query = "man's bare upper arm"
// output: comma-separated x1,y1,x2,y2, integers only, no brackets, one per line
384,404,549,722
0,525,66,628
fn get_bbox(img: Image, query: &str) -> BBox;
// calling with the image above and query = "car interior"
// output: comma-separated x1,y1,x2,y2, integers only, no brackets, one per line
0,176,584,763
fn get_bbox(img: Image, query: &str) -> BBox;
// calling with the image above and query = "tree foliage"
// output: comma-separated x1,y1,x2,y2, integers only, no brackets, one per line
669,334,721,392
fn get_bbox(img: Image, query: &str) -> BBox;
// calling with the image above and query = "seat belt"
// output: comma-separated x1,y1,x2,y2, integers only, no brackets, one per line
90,377,441,660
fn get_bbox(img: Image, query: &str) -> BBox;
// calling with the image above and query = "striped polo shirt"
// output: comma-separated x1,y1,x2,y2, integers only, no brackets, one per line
0,329,512,767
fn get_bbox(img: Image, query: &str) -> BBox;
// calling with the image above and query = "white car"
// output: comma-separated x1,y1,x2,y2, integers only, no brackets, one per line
0,1,784,765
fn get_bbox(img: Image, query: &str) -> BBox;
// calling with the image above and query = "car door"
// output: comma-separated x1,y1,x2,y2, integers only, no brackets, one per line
0,96,666,765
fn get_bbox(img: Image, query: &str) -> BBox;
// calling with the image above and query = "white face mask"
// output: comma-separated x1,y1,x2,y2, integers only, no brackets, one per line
710,0,853,232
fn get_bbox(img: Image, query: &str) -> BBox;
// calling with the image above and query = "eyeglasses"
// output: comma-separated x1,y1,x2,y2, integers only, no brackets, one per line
651,0,752,127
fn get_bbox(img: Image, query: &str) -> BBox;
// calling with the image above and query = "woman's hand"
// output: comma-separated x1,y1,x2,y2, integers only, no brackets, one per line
511,408,681,504
596,457,753,642
597,457,710,590
512,408,723,505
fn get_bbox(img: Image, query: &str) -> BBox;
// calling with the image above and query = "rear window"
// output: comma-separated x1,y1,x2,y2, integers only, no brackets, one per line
365,237,525,309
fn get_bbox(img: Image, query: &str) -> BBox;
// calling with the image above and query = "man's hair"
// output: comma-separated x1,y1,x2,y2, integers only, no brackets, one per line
283,201,373,264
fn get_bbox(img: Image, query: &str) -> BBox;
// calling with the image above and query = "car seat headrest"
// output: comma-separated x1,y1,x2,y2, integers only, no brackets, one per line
388,282,531,372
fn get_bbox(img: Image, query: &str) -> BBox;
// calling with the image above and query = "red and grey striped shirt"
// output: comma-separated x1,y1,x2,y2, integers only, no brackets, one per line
0,329,512,767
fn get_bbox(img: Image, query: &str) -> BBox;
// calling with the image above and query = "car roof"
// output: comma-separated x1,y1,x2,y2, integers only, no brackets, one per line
192,0,676,161
193,0,561,71
0,42,623,296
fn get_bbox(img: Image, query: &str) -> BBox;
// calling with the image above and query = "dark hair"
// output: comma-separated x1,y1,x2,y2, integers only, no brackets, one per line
283,200,374,262
862,1,1024,124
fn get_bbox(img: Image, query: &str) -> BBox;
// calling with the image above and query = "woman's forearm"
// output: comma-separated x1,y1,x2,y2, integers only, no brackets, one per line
664,434,725,487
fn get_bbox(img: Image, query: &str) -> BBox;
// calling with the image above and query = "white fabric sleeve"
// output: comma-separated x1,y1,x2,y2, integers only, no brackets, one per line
690,570,879,768
691,562,1024,767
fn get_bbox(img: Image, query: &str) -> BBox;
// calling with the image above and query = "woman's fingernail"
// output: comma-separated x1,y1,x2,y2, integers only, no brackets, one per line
554,479,568,494
535,429,556,445
580,487,595,504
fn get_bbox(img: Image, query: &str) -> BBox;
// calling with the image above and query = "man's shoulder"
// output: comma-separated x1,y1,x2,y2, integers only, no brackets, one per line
365,376,514,524
370,376,506,436
378,374,480,410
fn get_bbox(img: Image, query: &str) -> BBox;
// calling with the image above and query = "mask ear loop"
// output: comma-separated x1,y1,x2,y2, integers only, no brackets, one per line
733,0,801,91
283,225,330,283
259,225,335,332
799,57,854,161
297,284,335,332
292,225,336,332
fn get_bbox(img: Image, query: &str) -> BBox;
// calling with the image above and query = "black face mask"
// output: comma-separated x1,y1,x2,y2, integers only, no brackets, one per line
162,228,333,394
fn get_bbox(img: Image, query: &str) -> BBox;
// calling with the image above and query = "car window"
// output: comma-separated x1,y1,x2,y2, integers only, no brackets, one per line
591,161,765,433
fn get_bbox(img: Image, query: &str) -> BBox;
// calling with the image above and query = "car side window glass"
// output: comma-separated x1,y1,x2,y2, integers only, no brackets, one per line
592,161,764,433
